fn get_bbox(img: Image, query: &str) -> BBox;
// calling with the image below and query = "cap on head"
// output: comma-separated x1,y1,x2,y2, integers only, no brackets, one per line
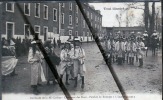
31,40,37,44
74,37,81,42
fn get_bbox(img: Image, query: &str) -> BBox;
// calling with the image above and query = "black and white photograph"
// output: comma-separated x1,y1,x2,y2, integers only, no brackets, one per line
0,1,162,100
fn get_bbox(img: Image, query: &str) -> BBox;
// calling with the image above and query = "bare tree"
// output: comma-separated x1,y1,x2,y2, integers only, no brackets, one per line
116,13,122,27
149,2,155,36
144,2,149,32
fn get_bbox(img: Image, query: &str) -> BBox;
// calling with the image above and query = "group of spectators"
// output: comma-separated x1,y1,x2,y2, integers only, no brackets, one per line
1,37,31,57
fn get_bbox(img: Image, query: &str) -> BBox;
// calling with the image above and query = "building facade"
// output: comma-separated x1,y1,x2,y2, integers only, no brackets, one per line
1,2,59,41
0,2,102,43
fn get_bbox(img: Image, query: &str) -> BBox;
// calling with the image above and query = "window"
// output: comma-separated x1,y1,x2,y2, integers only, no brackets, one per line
61,3,65,7
75,31,78,37
83,20,85,28
24,24,30,37
43,26,48,36
69,30,72,35
24,3,30,16
61,13,64,24
76,17,78,25
87,32,89,36
87,11,89,18
53,8,57,21
6,22,14,39
76,5,78,13
35,3,40,18
69,15,72,25
83,31,85,37
69,3,72,10
91,13,92,19
53,27,57,34
6,3,14,12
43,5,48,20
34,25,40,34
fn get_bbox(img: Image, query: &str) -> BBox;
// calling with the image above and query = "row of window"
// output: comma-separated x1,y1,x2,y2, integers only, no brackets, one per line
6,3,57,21
5,21,91,38
6,22,49,36
6,3,101,23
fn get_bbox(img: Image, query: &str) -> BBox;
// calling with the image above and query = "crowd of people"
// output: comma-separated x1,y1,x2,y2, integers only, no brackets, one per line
27,37,86,94
2,37,31,57
104,30,161,67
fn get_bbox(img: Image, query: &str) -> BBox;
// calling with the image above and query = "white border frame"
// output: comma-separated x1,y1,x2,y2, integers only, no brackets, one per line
76,5,78,13
61,13,64,24
69,3,72,11
75,31,78,37
43,26,48,37
76,17,78,24
62,3,65,8
43,5,48,20
35,3,40,18
69,30,72,35
6,21,15,38
34,25,40,35
24,24,30,36
24,3,30,16
53,8,57,21
83,20,85,28
6,3,14,12
69,15,72,25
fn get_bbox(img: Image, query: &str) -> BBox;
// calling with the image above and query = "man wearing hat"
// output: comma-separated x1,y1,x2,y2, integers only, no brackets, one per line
143,30,149,57
28,40,46,94
136,37,145,67
151,30,159,56
127,36,137,65
106,37,115,63
60,41,73,85
70,37,86,88
115,36,125,65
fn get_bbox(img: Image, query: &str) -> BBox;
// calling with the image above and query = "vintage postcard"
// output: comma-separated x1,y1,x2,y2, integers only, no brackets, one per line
0,0,162,100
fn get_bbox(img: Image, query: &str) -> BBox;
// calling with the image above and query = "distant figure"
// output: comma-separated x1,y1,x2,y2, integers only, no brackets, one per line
57,38,61,48
80,37,83,45
115,37,125,65
53,38,56,48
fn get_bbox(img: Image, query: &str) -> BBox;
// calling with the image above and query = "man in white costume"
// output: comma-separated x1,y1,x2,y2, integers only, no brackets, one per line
28,40,46,94
136,37,145,67
60,42,73,85
70,38,86,88
115,37,125,65
127,36,137,65
106,37,115,63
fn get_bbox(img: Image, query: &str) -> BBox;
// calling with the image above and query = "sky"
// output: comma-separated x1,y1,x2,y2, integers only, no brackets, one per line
89,2,161,27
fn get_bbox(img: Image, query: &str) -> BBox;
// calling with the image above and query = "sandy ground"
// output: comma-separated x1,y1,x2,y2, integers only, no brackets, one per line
2,42,162,100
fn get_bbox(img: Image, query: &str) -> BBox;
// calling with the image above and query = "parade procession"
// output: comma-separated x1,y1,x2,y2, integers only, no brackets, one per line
2,35,86,94
103,30,161,68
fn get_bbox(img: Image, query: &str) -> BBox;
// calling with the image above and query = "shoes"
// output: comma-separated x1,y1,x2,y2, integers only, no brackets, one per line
81,84,84,89
65,82,70,85
33,88,40,95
